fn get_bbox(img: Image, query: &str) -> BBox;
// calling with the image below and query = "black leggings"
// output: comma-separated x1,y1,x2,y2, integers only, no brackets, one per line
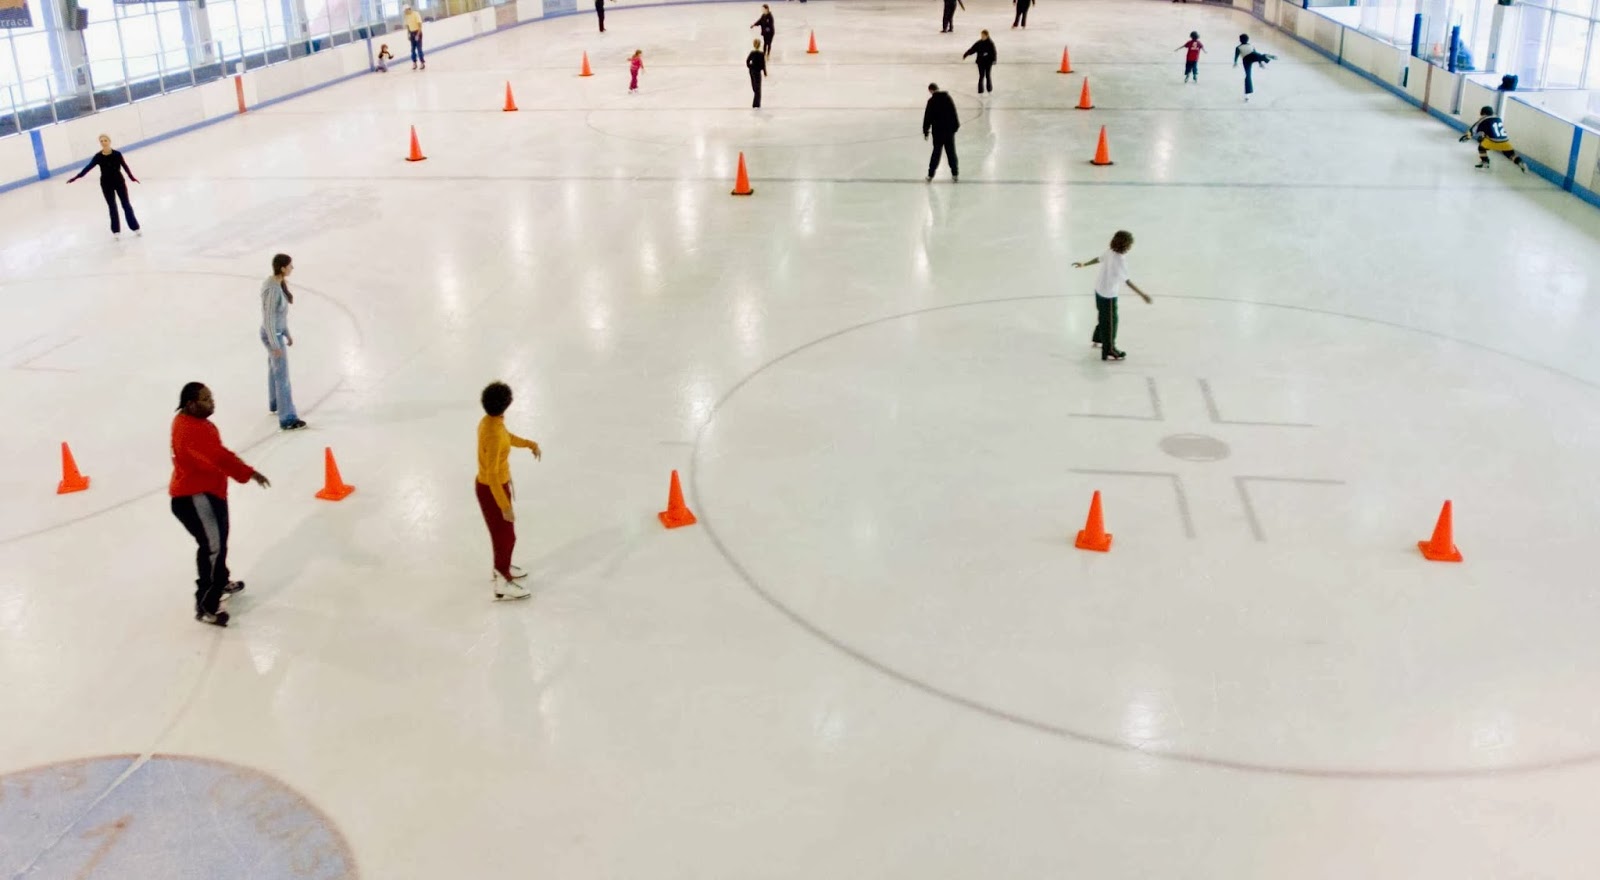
595,0,604,31
977,62,993,93
1092,295,1120,354
1012,1,1030,27
171,493,231,615
100,178,139,233
761,32,772,55
1242,52,1268,95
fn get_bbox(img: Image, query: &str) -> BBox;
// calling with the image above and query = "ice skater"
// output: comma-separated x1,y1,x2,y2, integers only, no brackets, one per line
66,134,141,239
1461,106,1529,172
1071,230,1152,362
376,43,394,72
404,4,425,69
940,0,962,33
962,30,996,94
628,49,643,92
260,253,307,431
1011,0,1032,29
475,381,542,601
747,38,767,107
170,382,271,627
923,83,960,181
751,4,774,56
595,0,605,33
1176,31,1204,82
1233,34,1273,100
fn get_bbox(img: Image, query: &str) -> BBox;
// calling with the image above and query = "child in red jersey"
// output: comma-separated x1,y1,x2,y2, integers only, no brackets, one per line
1176,31,1204,83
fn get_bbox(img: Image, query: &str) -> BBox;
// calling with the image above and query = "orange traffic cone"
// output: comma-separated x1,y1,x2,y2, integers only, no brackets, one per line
1076,77,1094,109
731,152,753,196
1057,46,1074,74
503,81,518,112
1418,500,1462,562
1074,491,1112,552
56,442,89,494
806,31,819,54
314,447,356,501
658,470,697,529
1090,126,1113,166
579,51,594,77
405,125,426,162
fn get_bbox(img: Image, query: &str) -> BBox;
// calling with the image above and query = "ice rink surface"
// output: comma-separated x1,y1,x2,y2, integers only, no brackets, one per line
4,0,1600,876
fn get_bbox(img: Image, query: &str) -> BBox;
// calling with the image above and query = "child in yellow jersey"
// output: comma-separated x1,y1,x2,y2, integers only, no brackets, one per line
476,381,541,600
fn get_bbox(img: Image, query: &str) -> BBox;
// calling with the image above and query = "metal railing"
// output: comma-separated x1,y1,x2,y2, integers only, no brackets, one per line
0,0,514,136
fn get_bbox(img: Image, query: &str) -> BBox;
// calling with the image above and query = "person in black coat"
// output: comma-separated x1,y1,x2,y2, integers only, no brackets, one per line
746,39,767,107
1012,0,1033,28
962,30,996,93
67,133,141,237
922,83,960,181
941,0,960,33
751,4,775,55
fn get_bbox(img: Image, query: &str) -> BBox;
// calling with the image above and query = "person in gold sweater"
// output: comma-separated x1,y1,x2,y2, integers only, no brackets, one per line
476,381,541,600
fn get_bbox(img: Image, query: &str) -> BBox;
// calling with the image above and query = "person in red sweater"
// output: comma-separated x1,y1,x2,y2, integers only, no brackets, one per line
170,382,270,627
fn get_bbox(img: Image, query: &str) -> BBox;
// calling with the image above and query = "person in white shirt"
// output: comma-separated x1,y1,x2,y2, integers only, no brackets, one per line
1071,230,1152,362
1233,34,1274,101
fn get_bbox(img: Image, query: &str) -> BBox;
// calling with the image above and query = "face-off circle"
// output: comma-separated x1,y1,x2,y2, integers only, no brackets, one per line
693,295,1600,777
0,755,356,877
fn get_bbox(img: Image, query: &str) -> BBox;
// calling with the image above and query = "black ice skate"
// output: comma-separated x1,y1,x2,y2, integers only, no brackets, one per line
196,610,230,627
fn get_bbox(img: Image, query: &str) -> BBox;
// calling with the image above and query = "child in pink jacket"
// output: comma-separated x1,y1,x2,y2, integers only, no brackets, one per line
628,50,643,92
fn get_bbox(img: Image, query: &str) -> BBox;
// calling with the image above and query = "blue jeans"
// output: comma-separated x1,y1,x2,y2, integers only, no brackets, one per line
261,328,299,426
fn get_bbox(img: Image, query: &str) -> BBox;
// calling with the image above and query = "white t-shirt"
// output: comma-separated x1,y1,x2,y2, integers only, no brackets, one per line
1094,249,1129,298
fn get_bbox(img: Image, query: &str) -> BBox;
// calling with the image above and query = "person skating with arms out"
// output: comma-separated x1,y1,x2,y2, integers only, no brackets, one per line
751,4,775,56
963,30,997,94
1460,106,1529,173
1233,34,1274,101
66,134,141,239
476,382,542,601
1072,230,1152,362
1176,31,1204,83
169,383,271,627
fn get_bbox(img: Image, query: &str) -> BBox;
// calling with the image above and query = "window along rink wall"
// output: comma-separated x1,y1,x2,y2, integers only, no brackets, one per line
0,0,744,195
1259,0,1600,207
1,0,1598,208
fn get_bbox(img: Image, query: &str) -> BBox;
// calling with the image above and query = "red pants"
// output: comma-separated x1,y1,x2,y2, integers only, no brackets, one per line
475,481,515,578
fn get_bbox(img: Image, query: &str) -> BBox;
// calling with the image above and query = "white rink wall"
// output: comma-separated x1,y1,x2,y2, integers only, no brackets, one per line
1,0,1598,204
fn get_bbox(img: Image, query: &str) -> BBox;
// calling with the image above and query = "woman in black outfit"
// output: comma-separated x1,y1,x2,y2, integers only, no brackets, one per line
67,134,141,238
751,5,774,56
963,30,996,93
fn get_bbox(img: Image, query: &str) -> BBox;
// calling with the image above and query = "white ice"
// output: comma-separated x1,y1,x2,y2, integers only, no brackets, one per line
4,0,1600,876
